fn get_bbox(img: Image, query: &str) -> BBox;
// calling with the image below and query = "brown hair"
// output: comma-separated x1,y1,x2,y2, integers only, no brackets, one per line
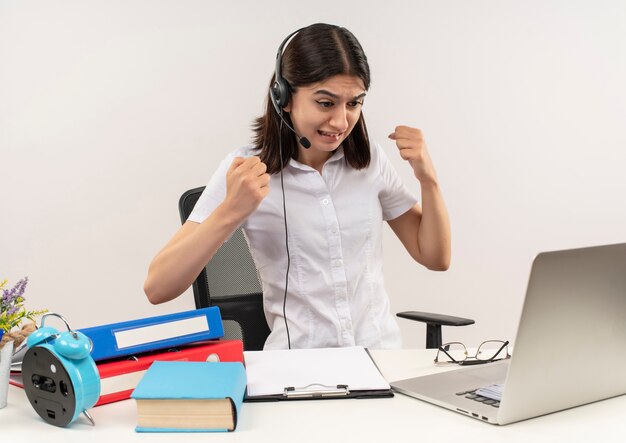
252,23,371,174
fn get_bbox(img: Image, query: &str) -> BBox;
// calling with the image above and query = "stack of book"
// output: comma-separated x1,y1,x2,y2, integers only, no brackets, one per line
11,307,244,407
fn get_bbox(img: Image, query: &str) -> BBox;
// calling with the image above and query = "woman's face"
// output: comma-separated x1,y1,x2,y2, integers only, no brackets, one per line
285,74,366,152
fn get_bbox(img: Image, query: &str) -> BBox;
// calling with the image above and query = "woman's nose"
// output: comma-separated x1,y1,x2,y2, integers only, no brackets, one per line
328,107,349,132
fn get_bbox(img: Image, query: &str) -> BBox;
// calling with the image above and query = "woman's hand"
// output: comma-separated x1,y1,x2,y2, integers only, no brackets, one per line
389,126,437,184
222,156,271,221
387,125,450,270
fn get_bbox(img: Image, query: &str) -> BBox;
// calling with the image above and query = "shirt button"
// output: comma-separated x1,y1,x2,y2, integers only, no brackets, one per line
321,198,329,205
331,226,338,234
334,259,343,267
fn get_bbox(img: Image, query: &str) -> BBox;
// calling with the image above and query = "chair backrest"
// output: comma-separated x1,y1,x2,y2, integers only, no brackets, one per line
179,186,271,351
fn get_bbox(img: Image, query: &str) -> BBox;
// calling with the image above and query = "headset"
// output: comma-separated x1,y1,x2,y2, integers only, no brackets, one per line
269,27,309,350
270,28,299,109
270,27,311,149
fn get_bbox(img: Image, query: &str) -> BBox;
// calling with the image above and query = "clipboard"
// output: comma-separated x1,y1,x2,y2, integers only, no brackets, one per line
243,346,394,402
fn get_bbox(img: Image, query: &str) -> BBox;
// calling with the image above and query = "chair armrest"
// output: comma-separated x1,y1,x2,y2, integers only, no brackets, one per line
396,311,474,327
396,311,475,349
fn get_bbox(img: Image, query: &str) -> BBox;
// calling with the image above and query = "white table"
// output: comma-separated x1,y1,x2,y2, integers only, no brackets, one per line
2,349,625,442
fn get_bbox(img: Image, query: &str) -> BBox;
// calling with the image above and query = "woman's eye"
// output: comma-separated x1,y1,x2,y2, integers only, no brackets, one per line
317,101,333,108
348,101,363,108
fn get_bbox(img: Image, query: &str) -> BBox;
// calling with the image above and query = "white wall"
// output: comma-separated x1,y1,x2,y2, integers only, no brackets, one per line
1,0,625,348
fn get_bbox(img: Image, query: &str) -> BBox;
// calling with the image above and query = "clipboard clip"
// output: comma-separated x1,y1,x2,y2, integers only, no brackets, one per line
284,383,350,398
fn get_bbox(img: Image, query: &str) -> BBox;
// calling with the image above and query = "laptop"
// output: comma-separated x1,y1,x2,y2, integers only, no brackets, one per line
391,243,626,425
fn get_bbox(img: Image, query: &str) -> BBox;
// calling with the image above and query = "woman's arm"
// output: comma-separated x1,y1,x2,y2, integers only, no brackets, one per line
144,156,270,304
386,126,451,271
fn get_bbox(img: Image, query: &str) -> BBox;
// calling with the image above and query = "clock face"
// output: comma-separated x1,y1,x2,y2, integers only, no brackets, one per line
22,346,76,427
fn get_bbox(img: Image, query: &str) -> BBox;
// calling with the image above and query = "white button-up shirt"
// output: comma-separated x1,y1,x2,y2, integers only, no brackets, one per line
189,142,417,350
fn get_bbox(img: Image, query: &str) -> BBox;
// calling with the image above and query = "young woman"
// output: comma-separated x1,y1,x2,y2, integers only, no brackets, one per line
144,23,450,350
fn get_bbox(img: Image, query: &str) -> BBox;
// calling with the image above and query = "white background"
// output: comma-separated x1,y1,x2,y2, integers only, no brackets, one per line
1,0,625,348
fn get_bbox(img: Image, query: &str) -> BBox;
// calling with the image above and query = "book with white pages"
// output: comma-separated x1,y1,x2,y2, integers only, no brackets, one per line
243,346,393,401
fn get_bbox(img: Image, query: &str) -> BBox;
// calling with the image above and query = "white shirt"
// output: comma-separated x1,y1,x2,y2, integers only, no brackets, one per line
188,142,418,350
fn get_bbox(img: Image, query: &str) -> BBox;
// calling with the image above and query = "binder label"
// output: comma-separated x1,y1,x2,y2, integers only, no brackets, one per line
114,316,210,349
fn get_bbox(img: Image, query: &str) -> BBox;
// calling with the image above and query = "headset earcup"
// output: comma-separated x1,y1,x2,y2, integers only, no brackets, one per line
272,78,290,108
54,331,91,360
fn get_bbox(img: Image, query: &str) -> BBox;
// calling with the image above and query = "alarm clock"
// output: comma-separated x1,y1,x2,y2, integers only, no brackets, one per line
22,313,101,427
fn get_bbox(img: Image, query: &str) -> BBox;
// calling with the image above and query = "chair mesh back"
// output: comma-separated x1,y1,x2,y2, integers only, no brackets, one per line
223,320,244,342
205,228,262,297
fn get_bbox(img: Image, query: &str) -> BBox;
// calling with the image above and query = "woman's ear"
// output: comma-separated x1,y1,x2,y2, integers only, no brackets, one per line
283,102,291,113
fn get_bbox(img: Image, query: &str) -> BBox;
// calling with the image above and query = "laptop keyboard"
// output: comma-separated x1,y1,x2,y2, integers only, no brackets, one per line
456,389,501,408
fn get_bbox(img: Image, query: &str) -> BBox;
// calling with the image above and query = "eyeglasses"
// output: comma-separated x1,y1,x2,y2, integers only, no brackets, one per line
434,340,511,366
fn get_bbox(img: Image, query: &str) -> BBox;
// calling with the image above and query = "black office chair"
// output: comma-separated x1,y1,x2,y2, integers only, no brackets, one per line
180,186,474,350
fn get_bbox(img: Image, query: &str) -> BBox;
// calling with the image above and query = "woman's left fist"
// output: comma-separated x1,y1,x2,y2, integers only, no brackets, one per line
388,125,437,184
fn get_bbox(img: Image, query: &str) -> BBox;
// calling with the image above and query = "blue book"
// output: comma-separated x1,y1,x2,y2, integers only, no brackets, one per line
78,307,224,361
131,361,247,432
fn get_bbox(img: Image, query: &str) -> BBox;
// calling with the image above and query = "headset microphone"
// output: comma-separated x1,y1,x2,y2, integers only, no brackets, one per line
271,98,311,149
281,116,311,149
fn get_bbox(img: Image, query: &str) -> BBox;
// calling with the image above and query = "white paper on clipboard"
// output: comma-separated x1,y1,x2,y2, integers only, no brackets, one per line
244,346,391,398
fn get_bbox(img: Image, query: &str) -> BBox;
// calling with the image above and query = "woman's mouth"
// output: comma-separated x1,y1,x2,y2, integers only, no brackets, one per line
317,130,343,142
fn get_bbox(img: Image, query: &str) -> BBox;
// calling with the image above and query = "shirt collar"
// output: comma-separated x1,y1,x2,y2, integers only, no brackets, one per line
287,145,345,171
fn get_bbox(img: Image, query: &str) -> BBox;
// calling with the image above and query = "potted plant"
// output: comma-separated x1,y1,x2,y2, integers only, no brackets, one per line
0,277,47,409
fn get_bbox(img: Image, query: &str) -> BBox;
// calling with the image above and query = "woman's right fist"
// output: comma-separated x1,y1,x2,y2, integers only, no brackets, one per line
223,156,270,220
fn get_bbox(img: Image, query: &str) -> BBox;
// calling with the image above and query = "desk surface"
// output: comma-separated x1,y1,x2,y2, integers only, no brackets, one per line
2,349,625,442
